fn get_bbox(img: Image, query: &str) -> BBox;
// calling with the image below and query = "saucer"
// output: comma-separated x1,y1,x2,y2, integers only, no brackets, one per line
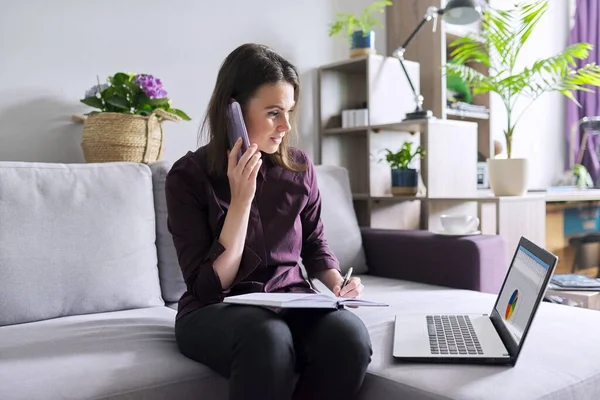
433,230,481,236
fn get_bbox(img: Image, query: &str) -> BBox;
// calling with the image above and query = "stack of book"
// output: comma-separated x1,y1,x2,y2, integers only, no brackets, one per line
549,274,600,291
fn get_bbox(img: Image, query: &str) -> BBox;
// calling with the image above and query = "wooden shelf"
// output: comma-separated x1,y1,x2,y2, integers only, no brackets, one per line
352,193,370,200
323,126,369,136
370,195,425,202
351,194,425,201
319,55,369,73
318,50,478,229
323,120,427,135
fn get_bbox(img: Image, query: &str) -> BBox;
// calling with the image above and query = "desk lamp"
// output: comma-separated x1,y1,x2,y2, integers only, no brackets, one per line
391,0,483,120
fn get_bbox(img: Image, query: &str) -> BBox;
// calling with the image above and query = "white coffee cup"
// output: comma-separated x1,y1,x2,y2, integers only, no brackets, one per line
440,214,479,234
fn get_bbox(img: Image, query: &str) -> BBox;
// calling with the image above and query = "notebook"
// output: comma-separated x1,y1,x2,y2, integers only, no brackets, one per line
223,292,388,309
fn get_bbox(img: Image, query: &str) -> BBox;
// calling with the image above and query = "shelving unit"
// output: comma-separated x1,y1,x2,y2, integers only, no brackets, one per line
317,54,479,229
386,0,493,162
313,0,551,253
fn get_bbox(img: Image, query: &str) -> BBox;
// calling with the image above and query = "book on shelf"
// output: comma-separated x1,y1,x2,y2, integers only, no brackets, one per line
223,292,388,309
549,274,600,291
447,101,489,114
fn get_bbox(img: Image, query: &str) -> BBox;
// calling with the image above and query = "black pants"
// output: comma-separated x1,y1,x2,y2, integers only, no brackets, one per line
175,303,372,400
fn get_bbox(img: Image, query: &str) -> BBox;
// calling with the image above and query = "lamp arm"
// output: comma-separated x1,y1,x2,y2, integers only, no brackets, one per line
396,56,419,104
391,7,441,111
394,6,441,54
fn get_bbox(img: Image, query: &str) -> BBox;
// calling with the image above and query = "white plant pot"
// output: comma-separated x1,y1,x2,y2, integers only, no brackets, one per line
488,158,528,196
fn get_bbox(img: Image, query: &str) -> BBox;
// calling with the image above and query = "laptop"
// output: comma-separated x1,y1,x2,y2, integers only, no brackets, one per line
392,236,558,366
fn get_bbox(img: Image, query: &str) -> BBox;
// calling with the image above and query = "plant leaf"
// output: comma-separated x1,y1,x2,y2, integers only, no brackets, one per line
443,63,494,94
148,98,170,106
106,95,129,110
170,108,192,121
443,0,600,144
135,104,153,116
512,0,547,67
382,142,424,169
80,96,104,109
449,36,490,67
328,0,390,37
110,72,132,86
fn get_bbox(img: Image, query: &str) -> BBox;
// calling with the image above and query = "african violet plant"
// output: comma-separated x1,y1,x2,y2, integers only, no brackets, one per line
80,72,191,120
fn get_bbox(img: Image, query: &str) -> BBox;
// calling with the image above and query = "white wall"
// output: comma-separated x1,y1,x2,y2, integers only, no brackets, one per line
0,0,385,164
0,0,570,189
489,0,570,188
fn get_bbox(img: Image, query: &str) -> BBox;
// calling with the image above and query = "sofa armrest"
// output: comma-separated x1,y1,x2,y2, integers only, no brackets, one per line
360,228,507,293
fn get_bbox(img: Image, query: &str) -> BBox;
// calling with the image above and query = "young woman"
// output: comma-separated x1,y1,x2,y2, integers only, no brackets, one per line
165,43,372,400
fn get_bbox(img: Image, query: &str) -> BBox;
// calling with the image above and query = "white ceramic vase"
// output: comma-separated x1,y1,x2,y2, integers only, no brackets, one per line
488,158,528,196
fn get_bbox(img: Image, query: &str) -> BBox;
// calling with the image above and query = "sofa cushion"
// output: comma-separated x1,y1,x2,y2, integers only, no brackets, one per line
0,162,164,326
149,160,186,303
314,165,367,274
326,275,600,400
0,307,227,400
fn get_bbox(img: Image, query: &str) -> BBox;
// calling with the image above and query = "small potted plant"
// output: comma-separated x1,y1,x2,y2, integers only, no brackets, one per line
444,0,600,196
328,0,391,58
381,142,426,196
78,72,191,164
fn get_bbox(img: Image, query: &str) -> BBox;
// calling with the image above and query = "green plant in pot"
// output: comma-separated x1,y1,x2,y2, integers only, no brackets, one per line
328,0,391,58
444,0,600,196
381,142,425,196
78,72,191,163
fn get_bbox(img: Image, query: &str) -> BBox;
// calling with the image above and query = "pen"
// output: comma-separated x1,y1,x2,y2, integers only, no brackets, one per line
340,267,353,291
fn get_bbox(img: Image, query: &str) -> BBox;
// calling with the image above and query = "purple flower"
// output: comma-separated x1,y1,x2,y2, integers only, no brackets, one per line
134,73,168,99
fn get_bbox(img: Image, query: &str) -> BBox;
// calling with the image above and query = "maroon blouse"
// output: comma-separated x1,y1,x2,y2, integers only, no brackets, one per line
165,145,341,320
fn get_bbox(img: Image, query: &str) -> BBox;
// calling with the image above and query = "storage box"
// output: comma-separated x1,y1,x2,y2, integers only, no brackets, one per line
341,109,369,128
563,205,600,236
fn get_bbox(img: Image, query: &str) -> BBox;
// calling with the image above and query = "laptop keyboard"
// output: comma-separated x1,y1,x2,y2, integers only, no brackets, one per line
427,315,483,355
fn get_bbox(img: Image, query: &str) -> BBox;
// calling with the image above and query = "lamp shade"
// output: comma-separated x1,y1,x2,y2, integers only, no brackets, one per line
442,0,482,25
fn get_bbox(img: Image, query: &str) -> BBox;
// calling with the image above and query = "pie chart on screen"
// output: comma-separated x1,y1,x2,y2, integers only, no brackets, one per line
505,289,518,320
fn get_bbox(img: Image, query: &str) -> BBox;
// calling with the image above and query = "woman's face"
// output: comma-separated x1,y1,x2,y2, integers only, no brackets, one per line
243,81,295,154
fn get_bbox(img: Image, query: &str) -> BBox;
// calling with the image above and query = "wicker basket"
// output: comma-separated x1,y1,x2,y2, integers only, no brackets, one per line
80,109,181,163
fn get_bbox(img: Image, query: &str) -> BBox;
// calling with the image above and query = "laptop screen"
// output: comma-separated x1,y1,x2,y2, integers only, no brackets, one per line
493,245,552,345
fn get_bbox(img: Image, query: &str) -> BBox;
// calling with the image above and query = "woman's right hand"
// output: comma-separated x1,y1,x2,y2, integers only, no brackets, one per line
227,138,262,207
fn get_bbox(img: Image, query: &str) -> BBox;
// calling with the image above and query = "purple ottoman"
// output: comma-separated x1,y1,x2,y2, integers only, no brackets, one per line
360,228,508,294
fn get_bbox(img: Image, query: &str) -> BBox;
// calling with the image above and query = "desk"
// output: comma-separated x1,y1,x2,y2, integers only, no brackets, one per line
425,189,600,267
544,190,600,275
426,194,545,259
543,188,600,203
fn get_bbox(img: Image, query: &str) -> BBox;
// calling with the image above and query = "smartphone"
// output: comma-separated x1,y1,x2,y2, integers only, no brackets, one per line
226,101,251,161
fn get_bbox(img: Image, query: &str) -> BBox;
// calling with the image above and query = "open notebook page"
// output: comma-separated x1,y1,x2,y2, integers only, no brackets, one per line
223,292,388,308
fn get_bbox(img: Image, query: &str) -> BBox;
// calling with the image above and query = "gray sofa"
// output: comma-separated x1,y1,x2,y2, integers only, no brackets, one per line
1,160,600,400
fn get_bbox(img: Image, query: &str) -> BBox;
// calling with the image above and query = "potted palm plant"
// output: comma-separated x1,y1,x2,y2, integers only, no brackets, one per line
328,0,391,58
444,0,600,196
381,142,425,196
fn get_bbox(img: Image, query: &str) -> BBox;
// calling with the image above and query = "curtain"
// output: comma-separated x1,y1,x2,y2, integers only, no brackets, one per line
566,0,600,184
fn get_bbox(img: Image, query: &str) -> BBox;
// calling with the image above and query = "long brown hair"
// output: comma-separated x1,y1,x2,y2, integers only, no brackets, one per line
199,43,305,176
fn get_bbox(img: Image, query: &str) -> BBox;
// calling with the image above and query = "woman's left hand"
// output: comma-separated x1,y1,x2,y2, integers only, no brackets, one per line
333,277,363,299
